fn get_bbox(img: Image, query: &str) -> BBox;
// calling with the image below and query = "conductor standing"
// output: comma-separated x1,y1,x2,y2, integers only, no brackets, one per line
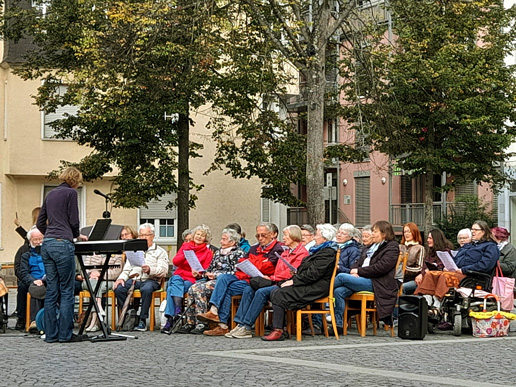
37,167,87,343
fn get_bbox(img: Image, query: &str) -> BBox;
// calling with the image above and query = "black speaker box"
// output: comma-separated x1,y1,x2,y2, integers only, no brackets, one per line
398,295,428,340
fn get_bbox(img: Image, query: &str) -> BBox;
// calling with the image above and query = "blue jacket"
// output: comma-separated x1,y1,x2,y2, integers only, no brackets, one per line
337,239,361,274
454,240,499,275
20,247,46,286
239,238,251,253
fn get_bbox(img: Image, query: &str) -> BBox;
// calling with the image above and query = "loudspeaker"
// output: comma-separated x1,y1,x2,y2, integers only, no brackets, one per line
398,295,428,340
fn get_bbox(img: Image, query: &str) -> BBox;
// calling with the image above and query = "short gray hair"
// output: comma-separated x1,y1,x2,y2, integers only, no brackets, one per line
139,223,155,234
257,222,274,233
181,229,192,240
458,228,472,239
192,224,212,243
300,224,315,235
26,226,42,241
316,223,337,242
339,223,356,237
222,228,240,244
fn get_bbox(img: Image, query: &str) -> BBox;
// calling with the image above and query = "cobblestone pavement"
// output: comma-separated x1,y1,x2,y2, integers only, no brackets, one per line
2,289,516,387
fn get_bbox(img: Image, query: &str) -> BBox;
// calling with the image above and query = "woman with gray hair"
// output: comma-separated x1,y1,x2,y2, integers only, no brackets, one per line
262,224,338,341
336,223,361,274
161,224,214,333
457,228,472,247
173,229,246,334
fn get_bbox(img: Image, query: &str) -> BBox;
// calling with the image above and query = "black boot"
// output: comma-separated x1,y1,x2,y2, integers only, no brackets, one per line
15,318,25,331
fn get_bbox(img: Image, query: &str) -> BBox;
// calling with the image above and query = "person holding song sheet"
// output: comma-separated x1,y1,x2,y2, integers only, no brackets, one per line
197,223,283,336
226,225,308,339
415,222,499,323
161,225,214,333
113,223,169,331
173,229,245,335
261,224,338,341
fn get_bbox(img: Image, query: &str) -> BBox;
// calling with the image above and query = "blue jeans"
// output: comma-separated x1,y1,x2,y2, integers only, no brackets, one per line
164,275,193,317
334,273,373,328
233,285,276,329
41,238,76,342
209,274,249,324
114,279,160,320
402,280,417,295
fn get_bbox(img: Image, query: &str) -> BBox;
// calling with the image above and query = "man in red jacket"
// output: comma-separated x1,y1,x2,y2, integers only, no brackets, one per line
197,223,284,335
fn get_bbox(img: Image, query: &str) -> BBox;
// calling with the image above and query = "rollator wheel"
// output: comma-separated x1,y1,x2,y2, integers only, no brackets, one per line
453,313,462,337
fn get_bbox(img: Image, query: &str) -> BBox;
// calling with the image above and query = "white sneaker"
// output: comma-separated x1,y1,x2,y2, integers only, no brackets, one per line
225,325,243,338
232,327,253,339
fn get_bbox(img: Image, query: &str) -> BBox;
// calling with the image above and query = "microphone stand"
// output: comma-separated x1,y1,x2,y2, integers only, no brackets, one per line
102,196,111,219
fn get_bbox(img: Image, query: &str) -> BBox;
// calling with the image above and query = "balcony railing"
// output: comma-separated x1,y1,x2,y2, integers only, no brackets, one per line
390,203,448,228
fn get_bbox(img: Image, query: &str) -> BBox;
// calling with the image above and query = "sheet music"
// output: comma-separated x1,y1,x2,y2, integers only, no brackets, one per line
184,250,205,272
275,252,297,273
125,250,145,267
436,251,459,271
236,260,264,278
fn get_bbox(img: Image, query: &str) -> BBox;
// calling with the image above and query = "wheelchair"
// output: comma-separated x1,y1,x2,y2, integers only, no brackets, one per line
439,271,495,336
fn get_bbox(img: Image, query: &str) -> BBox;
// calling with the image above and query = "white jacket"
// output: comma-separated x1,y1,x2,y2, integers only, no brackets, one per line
117,243,169,282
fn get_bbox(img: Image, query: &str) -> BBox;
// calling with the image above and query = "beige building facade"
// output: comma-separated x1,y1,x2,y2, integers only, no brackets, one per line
0,68,263,264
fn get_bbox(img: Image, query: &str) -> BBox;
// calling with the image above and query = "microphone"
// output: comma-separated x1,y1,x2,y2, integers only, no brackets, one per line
94,189,110,200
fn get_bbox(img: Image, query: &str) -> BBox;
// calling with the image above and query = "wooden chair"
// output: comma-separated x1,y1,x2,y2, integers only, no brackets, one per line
343,252,407,338
295,250,341,341
78,289,117,331
25,293,31,332
230,295,266,336
132,277,165,331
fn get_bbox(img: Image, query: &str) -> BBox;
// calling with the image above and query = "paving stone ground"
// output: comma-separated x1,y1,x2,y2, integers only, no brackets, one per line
2,289,516,387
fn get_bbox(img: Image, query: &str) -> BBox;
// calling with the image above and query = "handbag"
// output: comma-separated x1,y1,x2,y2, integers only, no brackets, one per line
491,262,515,311
249,277,274,291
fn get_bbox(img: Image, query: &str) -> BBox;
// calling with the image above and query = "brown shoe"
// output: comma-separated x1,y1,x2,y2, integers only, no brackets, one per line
196,311,220,323
203,326,229,336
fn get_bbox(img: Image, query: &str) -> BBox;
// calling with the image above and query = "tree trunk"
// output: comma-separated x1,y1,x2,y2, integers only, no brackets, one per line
305,7,330,227
423,171,434,235
305,58,327,227
423,126,435,234
177,111,190,246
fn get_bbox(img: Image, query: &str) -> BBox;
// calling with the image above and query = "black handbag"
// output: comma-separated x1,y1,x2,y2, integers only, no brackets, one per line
249,277,274,291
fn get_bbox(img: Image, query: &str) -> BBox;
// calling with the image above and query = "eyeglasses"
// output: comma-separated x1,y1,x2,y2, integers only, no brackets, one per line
255,233,270,238
138,233,153,237
458,237,470,240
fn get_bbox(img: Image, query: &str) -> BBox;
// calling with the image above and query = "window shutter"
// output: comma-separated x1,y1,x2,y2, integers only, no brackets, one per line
139,193,176,219
355,177,371,226
261,197,270,222
43,85,79,139
456,181,477,197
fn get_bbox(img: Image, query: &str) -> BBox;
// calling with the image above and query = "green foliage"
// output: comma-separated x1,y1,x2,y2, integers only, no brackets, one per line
1,0,290,208
340,0,516,192
436,194,497,247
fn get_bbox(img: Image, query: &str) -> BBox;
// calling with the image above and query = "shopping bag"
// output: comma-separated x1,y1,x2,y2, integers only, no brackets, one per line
470,294,516,338
491,262,515,311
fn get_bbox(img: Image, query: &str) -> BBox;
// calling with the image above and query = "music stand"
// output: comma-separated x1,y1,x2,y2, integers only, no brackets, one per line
77,222,139,342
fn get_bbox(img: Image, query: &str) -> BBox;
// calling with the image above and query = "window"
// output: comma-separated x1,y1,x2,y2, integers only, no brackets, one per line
327,119,337,144
43,185,85,228
139,193,176,241
42,85,79,140
355,176,371,226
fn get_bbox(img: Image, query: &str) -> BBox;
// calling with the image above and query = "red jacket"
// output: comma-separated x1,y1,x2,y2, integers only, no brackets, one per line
271,243,309,282
172,241,213,283
236,239,284,282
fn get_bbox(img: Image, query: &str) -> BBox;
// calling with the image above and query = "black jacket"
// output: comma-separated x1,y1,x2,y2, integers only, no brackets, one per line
271,246,337,310
354,239,399,319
